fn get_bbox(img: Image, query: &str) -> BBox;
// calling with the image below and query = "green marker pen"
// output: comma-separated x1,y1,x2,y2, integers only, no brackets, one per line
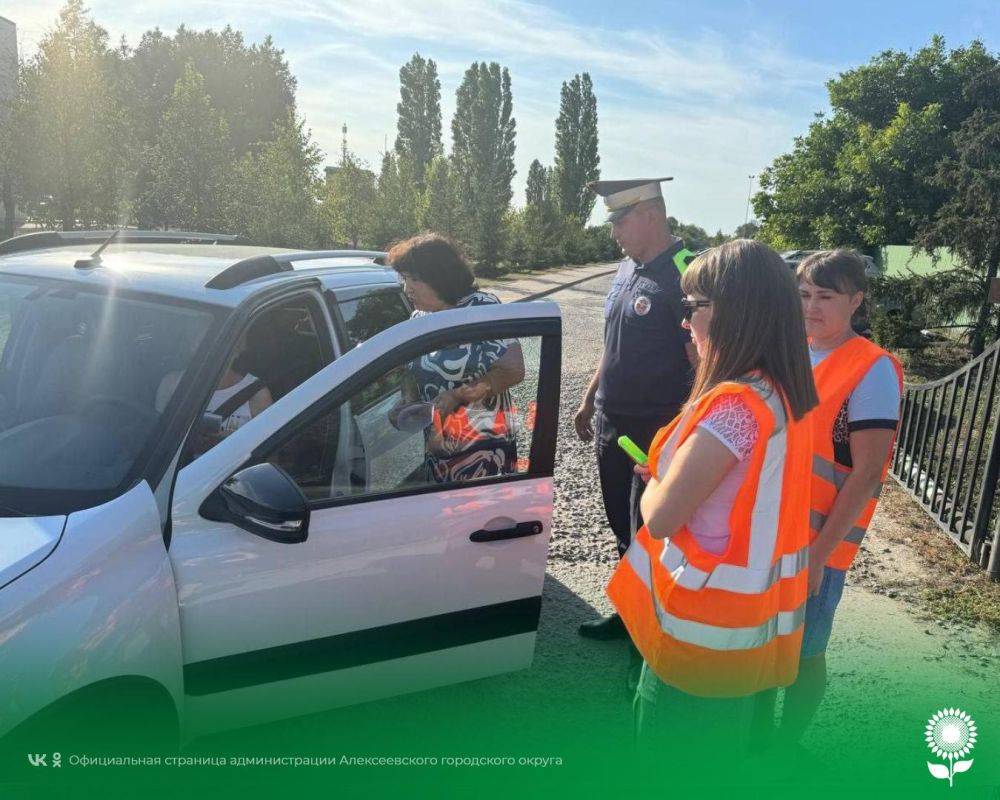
617,435,648,466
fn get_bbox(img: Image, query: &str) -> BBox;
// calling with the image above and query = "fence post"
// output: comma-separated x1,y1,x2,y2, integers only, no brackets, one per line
970,408,1000,567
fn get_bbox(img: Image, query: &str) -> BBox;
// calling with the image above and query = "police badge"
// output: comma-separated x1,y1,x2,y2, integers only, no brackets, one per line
633,295,652,316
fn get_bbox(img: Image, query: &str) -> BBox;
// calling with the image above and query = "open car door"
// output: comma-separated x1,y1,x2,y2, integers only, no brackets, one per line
168,301,561,736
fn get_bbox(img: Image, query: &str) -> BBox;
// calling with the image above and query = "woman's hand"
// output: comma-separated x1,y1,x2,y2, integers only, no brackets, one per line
432,389,462,418
634,463,652,484
807,546,830,596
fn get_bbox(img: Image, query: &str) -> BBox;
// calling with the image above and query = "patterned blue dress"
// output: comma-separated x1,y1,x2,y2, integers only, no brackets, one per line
409,291,518,482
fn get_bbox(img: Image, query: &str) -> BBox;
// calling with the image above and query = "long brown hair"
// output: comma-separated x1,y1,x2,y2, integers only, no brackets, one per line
681,239,818,420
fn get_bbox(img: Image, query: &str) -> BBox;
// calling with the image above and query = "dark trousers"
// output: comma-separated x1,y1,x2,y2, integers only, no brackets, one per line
595,408,680,558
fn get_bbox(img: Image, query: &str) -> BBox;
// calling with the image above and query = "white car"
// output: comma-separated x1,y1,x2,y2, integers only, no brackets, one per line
0,231,560,750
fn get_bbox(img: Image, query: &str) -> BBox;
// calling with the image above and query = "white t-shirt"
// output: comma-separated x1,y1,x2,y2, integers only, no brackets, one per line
210,373,261,434
809,346,901,425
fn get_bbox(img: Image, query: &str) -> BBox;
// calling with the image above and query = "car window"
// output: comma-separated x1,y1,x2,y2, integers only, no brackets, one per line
183,293,332,463
336,290,411,348
266,335,543,503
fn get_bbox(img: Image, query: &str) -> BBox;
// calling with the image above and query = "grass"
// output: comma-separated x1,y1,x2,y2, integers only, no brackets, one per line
877,487,1000,633
895,341,972,385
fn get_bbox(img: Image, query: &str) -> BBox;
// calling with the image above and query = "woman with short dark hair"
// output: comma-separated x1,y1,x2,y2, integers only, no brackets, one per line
768,249,902,742
387,233,525,483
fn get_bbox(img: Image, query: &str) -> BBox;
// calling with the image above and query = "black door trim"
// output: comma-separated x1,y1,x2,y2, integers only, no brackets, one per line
183,595,542,696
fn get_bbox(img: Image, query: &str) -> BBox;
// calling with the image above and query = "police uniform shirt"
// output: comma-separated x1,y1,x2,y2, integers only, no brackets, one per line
596,238,693,417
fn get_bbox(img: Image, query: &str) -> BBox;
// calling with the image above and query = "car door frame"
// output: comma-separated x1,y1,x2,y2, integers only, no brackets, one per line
150,278,339,542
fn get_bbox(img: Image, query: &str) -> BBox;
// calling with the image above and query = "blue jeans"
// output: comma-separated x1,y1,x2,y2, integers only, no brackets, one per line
800,566,847,659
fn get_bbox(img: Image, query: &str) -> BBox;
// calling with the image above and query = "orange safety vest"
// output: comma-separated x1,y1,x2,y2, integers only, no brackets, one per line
607,378,812,698
810,337,903,570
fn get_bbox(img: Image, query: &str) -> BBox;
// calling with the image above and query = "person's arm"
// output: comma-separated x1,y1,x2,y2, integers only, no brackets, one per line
574,360,603,442
808,428,895,593
248,386,274,417
640,428,738,539
433,341,524,416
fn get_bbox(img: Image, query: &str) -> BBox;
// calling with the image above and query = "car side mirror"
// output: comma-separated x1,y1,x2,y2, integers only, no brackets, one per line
200,463,309,543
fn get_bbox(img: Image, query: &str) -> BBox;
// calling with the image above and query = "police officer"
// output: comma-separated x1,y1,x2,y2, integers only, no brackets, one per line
576,177,697,640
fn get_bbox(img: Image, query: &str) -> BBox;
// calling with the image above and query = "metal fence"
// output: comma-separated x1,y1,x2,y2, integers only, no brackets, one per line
892,338,1000,579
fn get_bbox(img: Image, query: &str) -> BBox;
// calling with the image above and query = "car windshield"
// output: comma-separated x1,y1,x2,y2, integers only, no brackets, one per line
0,277,216,516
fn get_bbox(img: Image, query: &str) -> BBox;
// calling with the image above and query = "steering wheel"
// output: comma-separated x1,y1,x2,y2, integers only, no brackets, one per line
79,395,160,428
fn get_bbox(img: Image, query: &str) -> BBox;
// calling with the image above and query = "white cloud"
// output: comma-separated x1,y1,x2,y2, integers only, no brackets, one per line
2,0,838,231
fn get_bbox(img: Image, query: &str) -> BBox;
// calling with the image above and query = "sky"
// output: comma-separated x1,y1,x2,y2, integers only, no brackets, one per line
4,0,998,233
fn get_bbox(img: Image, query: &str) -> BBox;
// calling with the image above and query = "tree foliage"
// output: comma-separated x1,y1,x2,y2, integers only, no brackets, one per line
136,62,231,230
13,0,129,229
754,38,997,251
228,112,326,248
394,54,442,189
370,152,420,249
420,155,461,240
451,61,516,272
324,153,376,248
553,73,600,225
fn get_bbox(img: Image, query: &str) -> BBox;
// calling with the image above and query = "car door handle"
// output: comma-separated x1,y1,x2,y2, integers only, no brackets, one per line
469,520,544,542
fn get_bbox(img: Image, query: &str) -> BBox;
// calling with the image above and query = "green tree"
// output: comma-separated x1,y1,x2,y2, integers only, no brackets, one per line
13,0,129,229
228,112,326,248
733,221,760,239
370,152,419,248
753,38,998,250
325,152,376,248
553,73,600,225
394,54,442,189
451,61,516,272
127,25,296,155
918,101,1000,355
525,159,549,208
421,155,461,240
135,62,232,230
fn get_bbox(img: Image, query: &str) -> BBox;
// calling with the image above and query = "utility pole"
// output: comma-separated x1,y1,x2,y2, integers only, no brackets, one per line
341,123,348,165
745,174,755,226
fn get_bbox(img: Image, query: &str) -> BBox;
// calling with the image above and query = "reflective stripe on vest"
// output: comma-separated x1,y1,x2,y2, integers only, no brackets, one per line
810,338,903,570
607,378,812,697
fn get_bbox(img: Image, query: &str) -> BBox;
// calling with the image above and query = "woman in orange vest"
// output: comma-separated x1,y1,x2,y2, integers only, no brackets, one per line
769,249,903,743
607,239,818,757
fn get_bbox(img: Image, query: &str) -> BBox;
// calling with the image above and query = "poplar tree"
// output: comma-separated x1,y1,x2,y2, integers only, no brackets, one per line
395,53,442,189
451,61,516,272
370,152,419,248
553,73,600,225
421,156,461,240
525,159,549,208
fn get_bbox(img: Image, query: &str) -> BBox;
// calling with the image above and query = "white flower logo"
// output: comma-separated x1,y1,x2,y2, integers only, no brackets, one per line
925,708,977,786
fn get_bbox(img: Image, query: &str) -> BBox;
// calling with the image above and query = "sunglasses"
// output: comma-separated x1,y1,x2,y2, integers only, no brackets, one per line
680,298,712,321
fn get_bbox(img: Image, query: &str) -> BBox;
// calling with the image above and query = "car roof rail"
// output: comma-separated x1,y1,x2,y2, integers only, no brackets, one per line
0,229,244,256
205,249,389,290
